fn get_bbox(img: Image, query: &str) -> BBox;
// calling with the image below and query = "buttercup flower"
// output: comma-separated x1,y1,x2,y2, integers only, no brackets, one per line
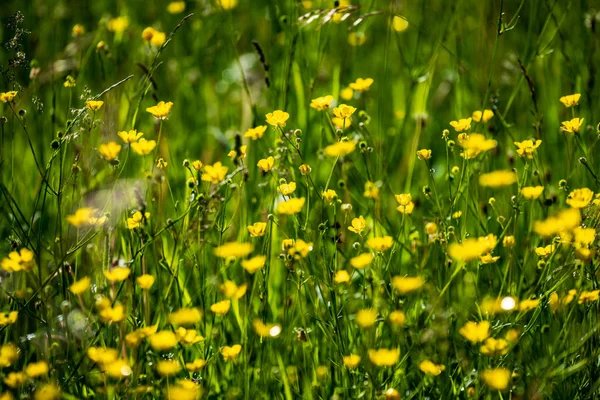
0,91,18,103
459,321,490,344
131,138,157,155
521,186,544,199
214,242,254,258
324,141,356,157
348,216,366,235
333,104,357,119
241,255,266,273
257,156,275,172
278,181,296,196
478,170,518,188
419,360,445,376
69,276,91,295
416,148,431,160
221,344,242,361
349,78,374,92
201,161,228,183
449,117,471,132
85,100,104,111
266,110,289,127
514,139,542,158
277,197,305,215
244,125,267,140
559,93,581,107
560,118,584,133
248,222,267,237
350,253,373,269
118,129,143,143
392,276,424,294
566,188,593,208
368,348,400,367
98,142,121,161
472,109,494,123
343,354,361,368
367,236,393,251
310,95,334,111
480,368,511,391
146,101,173,119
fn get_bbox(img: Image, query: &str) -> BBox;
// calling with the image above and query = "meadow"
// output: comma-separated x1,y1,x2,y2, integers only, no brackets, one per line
1,0,600,398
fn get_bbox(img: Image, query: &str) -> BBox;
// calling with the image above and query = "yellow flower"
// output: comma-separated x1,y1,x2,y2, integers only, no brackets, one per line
355,309,377,328
146,101,173,119
472,109,494,123
392,15,409,32
107,16,129,33
217,0,238,10
34,383,61,400
167,1,186,14
221,344,242,361
0,343,19,367
535,244,555,258
176,327,204,345
348,216,366,235
168,308,202,326
480,253,500,264
210,300,231,316
343,354,361,368
185,359,207,372
130,138,157,155
349,78,374,92
521,186,544,199
136,274,155,289
247,222,267,237
257,156,275,172
534,208,581,237
64,208,107,228
220,281,247,299
157,360,181,377
85,100,103,111
419,360,445,376
480,338,509,357
559,93,581,107
64,75,76,87
277,197,306,215
368,348,400,367
480,368,511,391
425,222,437,235
103,267,131,282
244,125,267,140
201,162,228,183
478,170,518,188
0,91,18,103
117,129,143,143
334,270,350,284
127,211,150,229
0,312,18,326
503,236,515,247
322,189,338,204
579,290,600,304
87,347,118,365
389,310,406,326
324,141,356,157
333,104,357,119
288,239,313,259
69,276,91,295
3,372,26,388
449,117,471,132
350,253,373,269
125,325,158,347
253,319,282,338
560,117,584,133
265,110,289,127
459,321,490,344
367,236,393,251
150,31,166,47
340,87,354,101
99,304,126,323
518,298,539,311
165,380,202,400
150,331,179,351
299,164,312,175
416,148,431,160
1,248,35,272
227,145,247,159
567,188,593,208
395,193,415,214
278,181,296,196
192,160,204,170
24,361,49,377
363,181,380,200
241,255,266,273
98,141,121,161
310,95,334,111
457,133,497,159
514,139,542,158
72,24,85,37
392,276,424,294
448,234,497,261
214,242,254,258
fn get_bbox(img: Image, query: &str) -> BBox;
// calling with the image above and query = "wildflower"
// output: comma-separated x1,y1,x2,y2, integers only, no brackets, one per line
242,255,266,273
395,193,415,214
106,359,132,378
480,253,500,264
0,344,19,367
521,186,544,199
519,298,539,311
567,188,594,208
127,211,150,229
478,170,518,188
130,138,157,155
217,0,238,10
472,109,494,123
367,236,393,251
157,158,168,169
227,145,247,159
257,156,275,172
24,361,49,377
103,267,131,282
340,87,354,100
343,354,361,368
125,326,158,346
449,117,472,132
348,216,367,235
561,118,584,134
136,274,155,289
107,16,129,32
85,100,103,111
165,380,202,400
221,344,242,361
310,95,334,111
168,308,202,326
176,328,204,345
277,197,305,214
355,309,377,328
503,236,515,247
324,141,356,157
157,360,181,377
535,244,555,258
299,164,312,175
150,31,166,47
480,368,511,391
350,253,373,269
459,321,490,344
34,383,61,400
514,139,542,158
333,104,357,119
480,338,509,357
98,141,121,161
349,78,374,92
389,310,406,326
363,181,380,199
118,129,143,143
64,75,76,87
167,1,186,13
419,360,445,376
192,160,203,170
559,93,581,107
392,15,409,32
1,248,35,272
149,331,179,351
578,290,600,304
69,276,91,295
368,348,400,367
220,281,247,299
244,125,267,140
457,133,497,159
322,189,338,204
201,162,228,183
253,320,282,338
416,148,432,160
210,300,231,316
99,304,126,323
72,24,85,37
214,242,254,258
146,101,173,119
0,312,18,326
392,276,424,294
288,239,313,259
278,181,296,196
266,110,289,127
88,347,119,365
185,359,207,372
247,222,267,237
425,222,437,235
334,270,350,284
448,234,497,262
0,91,18,103
3,372,26,388
534,208,581,237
